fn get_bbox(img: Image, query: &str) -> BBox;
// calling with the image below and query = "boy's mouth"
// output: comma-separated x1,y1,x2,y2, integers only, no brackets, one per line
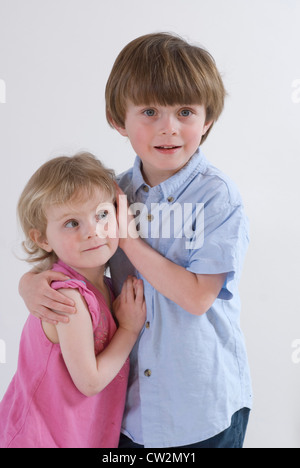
154,145,182,153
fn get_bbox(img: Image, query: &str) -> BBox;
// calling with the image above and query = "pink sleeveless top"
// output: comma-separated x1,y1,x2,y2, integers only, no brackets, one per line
0,260,129,448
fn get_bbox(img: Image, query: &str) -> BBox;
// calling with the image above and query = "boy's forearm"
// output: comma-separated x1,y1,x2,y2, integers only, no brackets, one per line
19,259,52,298
19,266,75,323
32,257,55,274
122,237,225,316
19,270,36,300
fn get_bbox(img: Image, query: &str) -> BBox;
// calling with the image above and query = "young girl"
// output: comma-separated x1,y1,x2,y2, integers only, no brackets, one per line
0,152,146,448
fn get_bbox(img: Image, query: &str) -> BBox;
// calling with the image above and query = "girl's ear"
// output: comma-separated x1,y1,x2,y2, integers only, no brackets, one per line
29,229,53,253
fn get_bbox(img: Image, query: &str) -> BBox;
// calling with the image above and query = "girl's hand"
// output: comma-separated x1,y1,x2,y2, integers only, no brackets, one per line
19,270,77,324
113,276,146,336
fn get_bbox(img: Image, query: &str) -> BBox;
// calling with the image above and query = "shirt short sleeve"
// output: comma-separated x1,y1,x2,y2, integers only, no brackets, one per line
187,196,249,300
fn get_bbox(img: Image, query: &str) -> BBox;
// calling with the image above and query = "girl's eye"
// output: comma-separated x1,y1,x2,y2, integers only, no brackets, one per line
143,109,156,117
180,109,192,117
96,210,109,222
65,220,79,228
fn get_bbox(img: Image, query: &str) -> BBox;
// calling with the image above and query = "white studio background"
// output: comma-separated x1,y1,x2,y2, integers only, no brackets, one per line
0,0,300,449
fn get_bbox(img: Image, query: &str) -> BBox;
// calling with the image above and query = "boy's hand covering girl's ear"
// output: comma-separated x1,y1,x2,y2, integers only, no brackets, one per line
114,183,138,248
19,270,76,324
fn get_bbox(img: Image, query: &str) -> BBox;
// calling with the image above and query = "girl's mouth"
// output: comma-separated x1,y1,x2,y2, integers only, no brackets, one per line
83,244,106,252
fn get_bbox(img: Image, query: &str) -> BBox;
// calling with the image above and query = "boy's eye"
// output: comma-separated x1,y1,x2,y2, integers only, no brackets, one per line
65,220,79,228
180,109,192,117
143,109,156,117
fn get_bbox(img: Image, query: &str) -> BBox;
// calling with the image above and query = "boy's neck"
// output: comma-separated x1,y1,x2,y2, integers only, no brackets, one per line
141,161,187,187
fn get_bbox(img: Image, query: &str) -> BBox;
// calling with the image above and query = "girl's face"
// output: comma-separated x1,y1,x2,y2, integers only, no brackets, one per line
36,188,119,278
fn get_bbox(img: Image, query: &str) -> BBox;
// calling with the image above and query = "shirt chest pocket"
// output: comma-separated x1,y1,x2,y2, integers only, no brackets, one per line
143,202,196,267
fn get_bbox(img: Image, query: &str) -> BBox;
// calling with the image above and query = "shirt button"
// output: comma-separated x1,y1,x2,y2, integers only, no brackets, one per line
144,369,152,377
143,185,149,193
147,214,154,222
145,321,150,329
167,196,174,203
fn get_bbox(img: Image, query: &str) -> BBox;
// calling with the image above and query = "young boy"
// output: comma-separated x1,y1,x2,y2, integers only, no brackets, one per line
19,33,252,448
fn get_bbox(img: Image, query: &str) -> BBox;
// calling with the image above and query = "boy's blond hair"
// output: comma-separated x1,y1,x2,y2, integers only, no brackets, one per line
18,152,115,264
105,32,226,143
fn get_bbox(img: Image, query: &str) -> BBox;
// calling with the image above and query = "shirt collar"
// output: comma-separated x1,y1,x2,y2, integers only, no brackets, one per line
131,147,207,200
132,156,147,194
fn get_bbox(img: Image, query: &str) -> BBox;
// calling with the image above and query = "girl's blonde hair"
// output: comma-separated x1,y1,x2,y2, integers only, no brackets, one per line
18,152,116,264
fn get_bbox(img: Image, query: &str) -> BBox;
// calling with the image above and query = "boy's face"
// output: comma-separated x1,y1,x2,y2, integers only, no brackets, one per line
115,103,212,185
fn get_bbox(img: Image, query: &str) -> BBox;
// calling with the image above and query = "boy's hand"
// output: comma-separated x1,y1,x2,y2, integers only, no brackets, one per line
113,276,146,336
19,270,77,324
115,184,139,251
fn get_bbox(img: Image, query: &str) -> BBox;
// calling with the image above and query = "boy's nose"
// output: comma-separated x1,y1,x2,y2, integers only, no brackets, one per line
159,114,179,135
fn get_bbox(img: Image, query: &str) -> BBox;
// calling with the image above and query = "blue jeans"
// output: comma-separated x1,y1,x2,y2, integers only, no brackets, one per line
119,408,250,449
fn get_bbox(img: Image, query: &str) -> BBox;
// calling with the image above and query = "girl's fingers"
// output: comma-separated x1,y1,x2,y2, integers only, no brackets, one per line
134,280,144,305
125,276,135,302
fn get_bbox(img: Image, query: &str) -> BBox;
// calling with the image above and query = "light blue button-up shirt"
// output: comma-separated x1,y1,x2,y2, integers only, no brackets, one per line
109,148,252,448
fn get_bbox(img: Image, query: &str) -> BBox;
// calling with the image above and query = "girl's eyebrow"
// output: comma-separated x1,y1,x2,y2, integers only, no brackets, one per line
50,198,115,222
55,210,80,222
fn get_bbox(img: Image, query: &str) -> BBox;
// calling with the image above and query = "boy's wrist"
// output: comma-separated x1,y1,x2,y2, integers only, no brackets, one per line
119,230,140,253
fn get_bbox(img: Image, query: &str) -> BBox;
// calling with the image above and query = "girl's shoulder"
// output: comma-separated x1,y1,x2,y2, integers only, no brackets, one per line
51,278,101,331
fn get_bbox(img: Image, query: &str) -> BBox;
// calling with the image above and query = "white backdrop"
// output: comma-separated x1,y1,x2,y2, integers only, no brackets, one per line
0,0,300,448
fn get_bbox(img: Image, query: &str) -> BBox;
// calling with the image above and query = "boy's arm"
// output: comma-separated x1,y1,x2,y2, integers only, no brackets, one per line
120,236,226,316
19,270,76,324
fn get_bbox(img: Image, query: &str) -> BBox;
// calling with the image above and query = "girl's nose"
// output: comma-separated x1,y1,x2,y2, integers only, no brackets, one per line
85,218,99,239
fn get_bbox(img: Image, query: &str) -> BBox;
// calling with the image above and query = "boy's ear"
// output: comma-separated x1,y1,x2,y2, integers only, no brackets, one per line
110,119,128,137
29,229,53,253
202,120,214,136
